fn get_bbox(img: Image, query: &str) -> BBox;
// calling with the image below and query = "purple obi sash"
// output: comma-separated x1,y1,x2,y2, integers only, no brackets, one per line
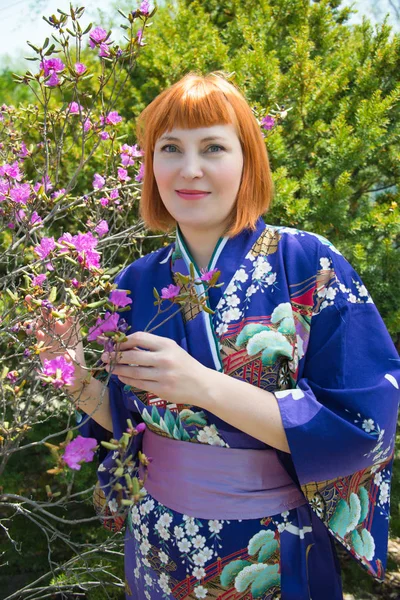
139,428,306,520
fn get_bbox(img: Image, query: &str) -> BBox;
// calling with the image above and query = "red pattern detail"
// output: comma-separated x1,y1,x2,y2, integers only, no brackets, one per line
290,286,315,307
219,316,271,339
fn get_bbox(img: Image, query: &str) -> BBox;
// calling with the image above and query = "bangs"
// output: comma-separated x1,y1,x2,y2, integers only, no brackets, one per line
138,77,237,151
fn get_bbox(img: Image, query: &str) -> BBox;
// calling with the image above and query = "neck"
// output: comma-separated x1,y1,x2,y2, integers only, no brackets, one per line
178,224,225,271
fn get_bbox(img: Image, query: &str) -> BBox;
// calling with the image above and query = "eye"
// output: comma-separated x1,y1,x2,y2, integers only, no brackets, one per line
207,145,225,153
160,144,179,153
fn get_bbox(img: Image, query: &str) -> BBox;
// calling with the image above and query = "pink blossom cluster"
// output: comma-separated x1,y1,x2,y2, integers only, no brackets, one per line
63,435,97,470
98,188,120,208
261,115,275,131
33,231,102,272
58,231,101,271
40,58,65,87
120,144,143,167
87,311,120,342
87,290,131,344
139,0,152,15
39,355,75,389
89,26,111,58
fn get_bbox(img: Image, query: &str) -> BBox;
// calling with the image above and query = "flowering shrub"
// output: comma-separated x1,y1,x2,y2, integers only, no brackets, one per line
0,3,159,597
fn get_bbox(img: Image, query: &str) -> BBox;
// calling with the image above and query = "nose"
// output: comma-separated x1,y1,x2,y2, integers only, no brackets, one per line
180,152,203,179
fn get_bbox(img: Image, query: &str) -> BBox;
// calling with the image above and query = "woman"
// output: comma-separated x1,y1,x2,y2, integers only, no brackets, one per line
39,72,400,599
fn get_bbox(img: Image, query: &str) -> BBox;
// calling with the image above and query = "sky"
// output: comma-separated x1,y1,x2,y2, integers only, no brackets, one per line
0,0,398,66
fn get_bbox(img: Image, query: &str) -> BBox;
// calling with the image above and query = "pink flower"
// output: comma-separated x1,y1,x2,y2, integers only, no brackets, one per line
40,58,65,76
83,118,92,132
34,175,53,192
0,161,22,180
137,28,144,46
99,131,109,140
109,290,132,308
135,162,144,182
81,249,101,270
261,115,275,131
46,71,60,87
117,167,130,182
200,268,218,282
0,178,9,200
89,26,108,49
68,102,82,114
34,237,56,259
74,62,87,75
32,274,47,287
139,0,151,15
99,43,111,58
87,311,120,342
93,173,105,190
135,422,146,433
110,189,119,199
120,154,134,167
71,278,80,288
31,211,43,226
161,284,181,300
18,141,29,158
95,219,109,237
105,111,122,125
63,435,97,470
120,143,143,166
7,371,18,384
58,232,74,247
41,355,75,388
16,209,26,221
100,197,109,207
72,232,98,253
9,183,30,204
51,188,66,200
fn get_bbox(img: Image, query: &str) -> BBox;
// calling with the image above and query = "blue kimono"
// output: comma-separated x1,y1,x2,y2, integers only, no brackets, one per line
81,217,400,599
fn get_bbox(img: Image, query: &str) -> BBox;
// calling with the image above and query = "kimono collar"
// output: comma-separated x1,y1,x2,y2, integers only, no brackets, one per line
170,217,266,372
173,217,267,303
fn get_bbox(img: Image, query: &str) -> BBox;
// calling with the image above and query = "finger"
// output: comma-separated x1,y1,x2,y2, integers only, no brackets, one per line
118,331,170,352
101,349,156,367
106,364,158,381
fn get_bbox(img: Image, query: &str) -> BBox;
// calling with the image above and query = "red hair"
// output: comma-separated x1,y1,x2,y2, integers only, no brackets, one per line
136,72,273,237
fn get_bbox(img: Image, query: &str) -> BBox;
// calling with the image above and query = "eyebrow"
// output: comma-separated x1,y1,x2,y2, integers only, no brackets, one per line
158,135,226,143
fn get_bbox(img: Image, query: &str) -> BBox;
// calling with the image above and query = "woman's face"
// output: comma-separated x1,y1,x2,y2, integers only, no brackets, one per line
153,123,244,236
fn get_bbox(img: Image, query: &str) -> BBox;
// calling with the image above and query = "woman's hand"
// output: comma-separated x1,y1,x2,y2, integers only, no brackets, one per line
101,331,209,406
25,295,86,377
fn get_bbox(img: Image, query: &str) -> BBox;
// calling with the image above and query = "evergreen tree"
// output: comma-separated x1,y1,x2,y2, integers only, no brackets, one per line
120,0,400,344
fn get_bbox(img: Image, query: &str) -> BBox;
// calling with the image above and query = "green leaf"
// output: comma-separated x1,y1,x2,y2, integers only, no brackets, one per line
164,409,176,434
151,405,161,425
27,41,40,53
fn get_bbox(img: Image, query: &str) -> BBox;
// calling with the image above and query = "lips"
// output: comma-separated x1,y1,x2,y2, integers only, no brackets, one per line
176,189,211,200
176,189,210,193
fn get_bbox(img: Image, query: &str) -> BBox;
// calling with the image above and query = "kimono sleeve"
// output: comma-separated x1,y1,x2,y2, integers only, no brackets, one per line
275,242,400,581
